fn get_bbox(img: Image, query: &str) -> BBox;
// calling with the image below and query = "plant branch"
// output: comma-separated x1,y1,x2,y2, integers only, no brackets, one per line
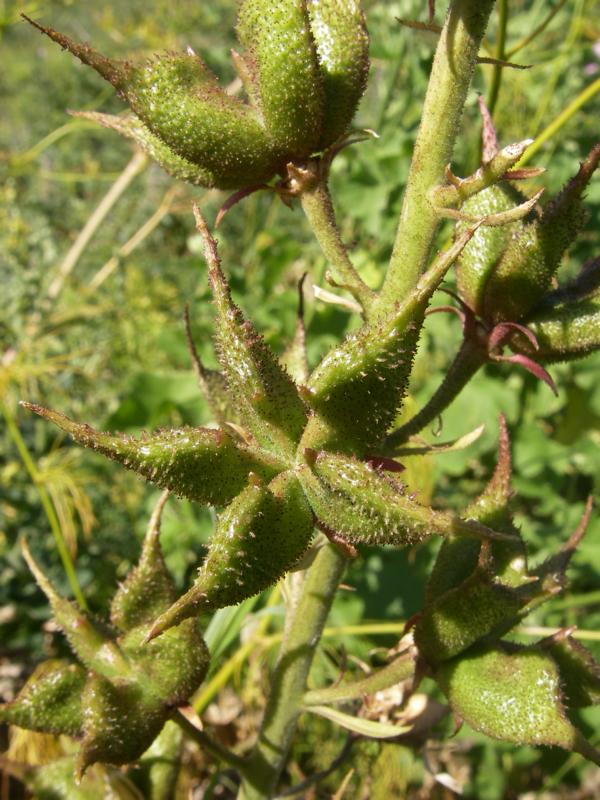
239,544,347,799
172,709,249,775
385,337,485,449
379,0,497,310
303,655,415,706
300,182,376,317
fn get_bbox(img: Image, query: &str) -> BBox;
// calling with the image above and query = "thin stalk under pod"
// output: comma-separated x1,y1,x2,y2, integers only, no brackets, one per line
385,337,485,449
238,544,347,799
378,0,497,311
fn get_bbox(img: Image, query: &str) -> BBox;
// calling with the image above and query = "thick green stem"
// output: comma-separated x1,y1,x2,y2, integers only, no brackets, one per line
385,338,485,449
239,544,347,799
379,0,497,310
300,182,376,317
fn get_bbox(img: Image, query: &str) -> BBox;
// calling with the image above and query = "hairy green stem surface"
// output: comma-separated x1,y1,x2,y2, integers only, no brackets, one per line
385,338,485,448
300,181,375,316
239,544,347,799
379,0,497,309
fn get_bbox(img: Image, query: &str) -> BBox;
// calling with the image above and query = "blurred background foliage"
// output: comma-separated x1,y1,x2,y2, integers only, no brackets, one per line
1,0,600,796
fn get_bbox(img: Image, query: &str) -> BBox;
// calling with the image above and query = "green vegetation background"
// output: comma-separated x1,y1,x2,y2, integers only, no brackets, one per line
1,0,600,796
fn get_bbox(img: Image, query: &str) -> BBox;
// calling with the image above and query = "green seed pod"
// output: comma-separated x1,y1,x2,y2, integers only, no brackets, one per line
457,145,600,324
0,660,85,737
307,0,369,147
520,260,600,363
73,111,216,186
26,19,279,189
298,450,507,547
198,209,307,458
456,184,527,317
237,0,324,156
424,416,528,606
147,471,314,638
22,403,282,506
544,635,600,708
303,230,476,453
436,643,600,764
414,551,522,667
78,675,167,777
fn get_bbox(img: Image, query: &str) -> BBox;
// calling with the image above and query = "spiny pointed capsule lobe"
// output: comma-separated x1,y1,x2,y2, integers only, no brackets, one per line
303,225,480,453
425,416,528,605
73,111,216,187
298,450,510,548
22,402,281,505
437,644,588,753
0,660,85,737
25,17,279,189
195,207,307,457
456,183,528,316
22,540,129,680
307,0,369,147
544,635,600,708
146,471,314,638
237,0,324,156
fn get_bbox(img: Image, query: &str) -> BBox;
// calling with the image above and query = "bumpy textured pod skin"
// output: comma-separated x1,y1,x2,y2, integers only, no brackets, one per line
0,660,85,737
147,471,314,637
545,636,600,708
27,20,278,189
73,111,216,186
424,417,528,607
15,500,209,776
437,644,587,752
307,0,369,147
456,184,526,316
22,403,281,505
521,261,600,363
206,225,308,458
298,450,502,546
237,0,324,157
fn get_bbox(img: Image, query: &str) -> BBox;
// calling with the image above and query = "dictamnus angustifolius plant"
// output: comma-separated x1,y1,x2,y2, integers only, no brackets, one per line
6,1,600,797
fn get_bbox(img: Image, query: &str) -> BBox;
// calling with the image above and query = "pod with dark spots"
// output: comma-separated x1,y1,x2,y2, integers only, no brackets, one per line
22,402,282,505
0,660,85,737
544,635,600,708
196,208,308,458
307,0,369,147
147,471,314,639
237,0,324,156
303,227,479,453
436,643,600,764
25,18,279,190
297,450,510,548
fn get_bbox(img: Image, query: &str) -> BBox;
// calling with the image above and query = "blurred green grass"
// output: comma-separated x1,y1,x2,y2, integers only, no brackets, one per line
1,0,600,796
